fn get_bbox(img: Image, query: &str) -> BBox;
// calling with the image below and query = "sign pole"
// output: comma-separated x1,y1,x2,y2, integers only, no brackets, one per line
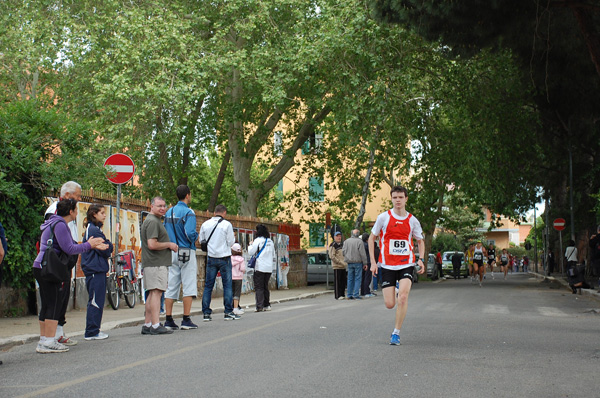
115,183,121,262
559,231,563,277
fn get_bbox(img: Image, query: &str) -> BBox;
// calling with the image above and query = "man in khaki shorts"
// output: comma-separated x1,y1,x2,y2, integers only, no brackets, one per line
141,197,178,335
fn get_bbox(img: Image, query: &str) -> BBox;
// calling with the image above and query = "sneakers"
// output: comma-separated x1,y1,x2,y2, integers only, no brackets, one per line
203,314,212,322
37,340,69,353
57,335,77,346
224,312,241,320
150,325,174,335
84,332,109,341
264,306,272,311
255,308,263,312
390,334,400,345
236,307,245,314
180,319,198,330
164,319,180,330
364,294,375,298
141,325,173,335
233,308,244,316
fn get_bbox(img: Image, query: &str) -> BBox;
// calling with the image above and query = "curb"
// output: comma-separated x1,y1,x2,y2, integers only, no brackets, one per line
529,272,600,300
0,290,333,351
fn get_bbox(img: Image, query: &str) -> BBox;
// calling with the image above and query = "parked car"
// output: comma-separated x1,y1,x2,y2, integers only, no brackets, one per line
424,253,436,277
441,251,468,278
307,252,333,284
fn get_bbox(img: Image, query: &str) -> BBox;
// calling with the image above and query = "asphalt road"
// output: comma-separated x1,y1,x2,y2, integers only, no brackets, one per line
1,273,599,398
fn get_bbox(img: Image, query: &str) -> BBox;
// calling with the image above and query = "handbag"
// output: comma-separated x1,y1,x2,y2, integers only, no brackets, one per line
248,239,268,269
40,222,74,283
200,216,224,252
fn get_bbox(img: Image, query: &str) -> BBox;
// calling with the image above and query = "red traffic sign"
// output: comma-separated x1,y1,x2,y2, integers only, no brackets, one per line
553,218,566,231
104,153,135,185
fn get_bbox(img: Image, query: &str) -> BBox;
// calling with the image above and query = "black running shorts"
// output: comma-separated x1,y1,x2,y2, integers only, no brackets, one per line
380,266,415,289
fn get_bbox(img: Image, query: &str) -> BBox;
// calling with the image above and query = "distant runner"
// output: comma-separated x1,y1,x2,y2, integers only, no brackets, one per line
500,248,509,280
487,244,496,280
472,241,487,287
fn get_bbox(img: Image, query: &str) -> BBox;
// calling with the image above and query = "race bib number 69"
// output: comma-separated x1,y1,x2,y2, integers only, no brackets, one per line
389,239,410,256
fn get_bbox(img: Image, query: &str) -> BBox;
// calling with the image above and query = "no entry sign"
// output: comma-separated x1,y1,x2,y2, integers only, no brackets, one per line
104,153,135,185
553,218,566,231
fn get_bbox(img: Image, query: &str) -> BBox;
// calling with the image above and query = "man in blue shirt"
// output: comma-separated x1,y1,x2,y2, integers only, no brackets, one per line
163,185,199,330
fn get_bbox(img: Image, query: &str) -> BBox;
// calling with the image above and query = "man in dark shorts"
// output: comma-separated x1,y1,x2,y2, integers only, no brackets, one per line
368,186,425,345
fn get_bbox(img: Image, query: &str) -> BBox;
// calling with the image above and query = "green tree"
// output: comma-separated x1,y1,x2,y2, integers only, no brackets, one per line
0,101,97,290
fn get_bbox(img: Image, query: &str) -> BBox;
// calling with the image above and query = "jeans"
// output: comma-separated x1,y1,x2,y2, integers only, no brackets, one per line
202,256,233,315
346,263,362,298
372,266,381,291
361,265,372,295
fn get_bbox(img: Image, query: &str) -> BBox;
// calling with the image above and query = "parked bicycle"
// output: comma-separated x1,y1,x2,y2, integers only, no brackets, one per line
107,251,138,310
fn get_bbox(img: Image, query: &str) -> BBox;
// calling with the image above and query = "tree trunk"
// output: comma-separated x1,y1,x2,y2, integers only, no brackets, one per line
572,6,600,77
354,134,378,230
208,150,230,212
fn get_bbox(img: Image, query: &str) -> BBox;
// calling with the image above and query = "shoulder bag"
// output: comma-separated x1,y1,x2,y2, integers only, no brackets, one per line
40,222,76,283
200,216,224,252
248,239,268,269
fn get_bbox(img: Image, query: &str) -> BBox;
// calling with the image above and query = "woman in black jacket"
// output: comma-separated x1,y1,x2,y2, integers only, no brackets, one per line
81,204,113,340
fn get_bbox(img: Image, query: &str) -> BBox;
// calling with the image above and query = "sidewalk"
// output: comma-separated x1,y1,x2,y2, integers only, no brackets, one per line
0,285,333,351
529,271,600,299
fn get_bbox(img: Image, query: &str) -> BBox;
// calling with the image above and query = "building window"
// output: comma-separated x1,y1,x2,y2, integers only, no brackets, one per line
301,131,323,155
309,223,325,247
309,177,324,202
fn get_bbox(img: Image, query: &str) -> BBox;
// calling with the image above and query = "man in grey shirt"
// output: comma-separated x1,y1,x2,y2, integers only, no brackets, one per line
141,197,177,335
343,229,368,299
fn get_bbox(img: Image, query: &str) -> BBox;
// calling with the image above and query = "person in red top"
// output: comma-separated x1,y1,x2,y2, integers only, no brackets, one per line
368,186,425,345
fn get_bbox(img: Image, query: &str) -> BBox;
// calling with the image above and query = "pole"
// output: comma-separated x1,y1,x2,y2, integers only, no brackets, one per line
115,184,121,262
559,230,564,277
568,128,575,242
325,230,332,289
534,206,538,273
544,196,549,276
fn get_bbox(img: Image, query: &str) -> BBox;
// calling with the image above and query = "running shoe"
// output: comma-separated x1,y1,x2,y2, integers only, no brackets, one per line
203,313,212,322
233,308,244,316
57,335,77,346
149,325,174,335
264,306,272,311
164,319,180,330
38,340,69,353
180,319,198,330
84,332,109,340
390,334,400,345
364,294,375,298
224,312,241,320
141,326,152,335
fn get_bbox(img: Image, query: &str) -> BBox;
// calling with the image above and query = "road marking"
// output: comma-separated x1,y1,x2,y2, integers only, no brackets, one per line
483,305,510,314
16,312,313,398
538,306,568,317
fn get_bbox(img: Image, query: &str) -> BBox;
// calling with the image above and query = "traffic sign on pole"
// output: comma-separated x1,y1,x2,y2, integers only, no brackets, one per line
104,153,135,185
553,218,566,231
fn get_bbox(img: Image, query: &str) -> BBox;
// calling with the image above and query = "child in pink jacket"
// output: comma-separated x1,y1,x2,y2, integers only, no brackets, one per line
231,243,246,316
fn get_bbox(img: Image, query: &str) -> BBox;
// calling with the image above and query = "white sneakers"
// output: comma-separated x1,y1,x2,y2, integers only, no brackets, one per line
84,332,109,341
233,308,244,315
36,340,69,354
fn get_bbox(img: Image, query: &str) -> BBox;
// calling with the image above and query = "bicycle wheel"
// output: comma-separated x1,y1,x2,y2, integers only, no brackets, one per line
107,274,120,310
123,277,136,308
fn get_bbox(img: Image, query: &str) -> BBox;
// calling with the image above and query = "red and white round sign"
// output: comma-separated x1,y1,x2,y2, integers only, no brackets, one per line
104,153,135,185
553,218,566,231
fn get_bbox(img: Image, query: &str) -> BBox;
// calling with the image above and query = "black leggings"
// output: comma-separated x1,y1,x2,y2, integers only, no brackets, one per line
33,268,63,321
